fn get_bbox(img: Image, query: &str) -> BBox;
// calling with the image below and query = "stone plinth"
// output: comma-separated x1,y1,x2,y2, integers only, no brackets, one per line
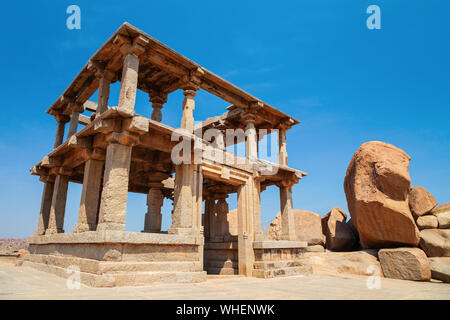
23,231,206,287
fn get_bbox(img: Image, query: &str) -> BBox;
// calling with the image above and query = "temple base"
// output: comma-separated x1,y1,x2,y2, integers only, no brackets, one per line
22,231,206,287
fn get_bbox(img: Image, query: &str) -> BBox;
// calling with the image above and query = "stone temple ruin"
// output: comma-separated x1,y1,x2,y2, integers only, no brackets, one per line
24,23,309,287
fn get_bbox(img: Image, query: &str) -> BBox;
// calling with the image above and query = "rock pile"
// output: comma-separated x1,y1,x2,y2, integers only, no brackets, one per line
343,141,449,283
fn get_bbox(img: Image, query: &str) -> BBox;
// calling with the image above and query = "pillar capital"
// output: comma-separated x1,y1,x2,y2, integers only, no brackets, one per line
54,114,71,123
105,131,140,147
68,102,84,113
149,89,168,122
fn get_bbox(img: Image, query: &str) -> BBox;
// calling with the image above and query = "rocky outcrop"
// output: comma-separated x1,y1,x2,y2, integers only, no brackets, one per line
321,207,356,251
266,210,325,246
300,250,382,277
416,215,438,230
378,248,430,281
428,257,450,283
344,141,420,248
409,186,438,217
419,229,450,257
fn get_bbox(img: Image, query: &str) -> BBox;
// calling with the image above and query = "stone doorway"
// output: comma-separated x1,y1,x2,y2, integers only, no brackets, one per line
202,180,239,275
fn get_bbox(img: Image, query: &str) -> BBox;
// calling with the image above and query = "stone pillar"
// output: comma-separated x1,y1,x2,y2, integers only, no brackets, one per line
143,183,164,233
74,159,104,233
46,168,71,235
245,116,258,160
54,115,70,149
204,198,215,239
277,125,296,240
97,139,133,231
35,176,55,235
180,88,196,132
278,128,288,166
279,181,296,241
117,41,144,114
237,181,254,276
67,103,84,138
169,164,195,235
149,90,167,122
169,84,199,235
215,195,229,240
96,76,111,118
252,179,264,241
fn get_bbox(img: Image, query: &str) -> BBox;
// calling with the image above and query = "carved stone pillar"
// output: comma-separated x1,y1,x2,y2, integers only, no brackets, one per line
46,167,72,235
67,103,84,138
180,88,196,133
169,164,195,235
252,179,264,241
214,195,229,240
277,123,295,240
204,197,215,239
95,70,115,118
237,181,255,276
278,181,296,241
245,115,257,160
117,40,144,114
278,127,288,166
35,176,55,235
149,90,167,122
74,159,104,233
143,183,164,233
97,132,137,231
54,115,70,149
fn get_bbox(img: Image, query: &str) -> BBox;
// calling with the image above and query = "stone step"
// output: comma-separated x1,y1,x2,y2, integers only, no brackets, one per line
24,254,202,274
106,270,207,286
22,260,206,287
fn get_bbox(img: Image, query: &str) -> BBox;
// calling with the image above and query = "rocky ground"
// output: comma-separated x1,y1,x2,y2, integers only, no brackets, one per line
0,238,29,256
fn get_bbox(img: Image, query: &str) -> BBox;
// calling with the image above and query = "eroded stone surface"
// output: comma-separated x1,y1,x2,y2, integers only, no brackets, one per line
409,186,438,217
344,141,420,248
419,229,450,257
300,250,382,277
428,257,450,283
378,248,430,281
266,210,325,246
416,215,439,230
321,207,356,251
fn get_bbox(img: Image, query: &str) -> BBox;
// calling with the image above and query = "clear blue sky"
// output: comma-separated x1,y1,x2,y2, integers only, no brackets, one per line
1,1,449,238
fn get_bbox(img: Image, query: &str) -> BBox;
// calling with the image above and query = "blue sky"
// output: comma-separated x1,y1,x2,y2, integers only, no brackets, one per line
0,1,449,238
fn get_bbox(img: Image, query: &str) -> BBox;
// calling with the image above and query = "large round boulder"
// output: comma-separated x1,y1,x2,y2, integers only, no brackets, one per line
344,141,420,248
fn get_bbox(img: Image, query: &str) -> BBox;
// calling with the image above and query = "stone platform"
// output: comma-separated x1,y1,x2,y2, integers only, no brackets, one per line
23,231,206,287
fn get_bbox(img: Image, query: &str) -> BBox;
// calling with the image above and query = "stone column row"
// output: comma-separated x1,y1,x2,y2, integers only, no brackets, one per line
35,37,144,235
